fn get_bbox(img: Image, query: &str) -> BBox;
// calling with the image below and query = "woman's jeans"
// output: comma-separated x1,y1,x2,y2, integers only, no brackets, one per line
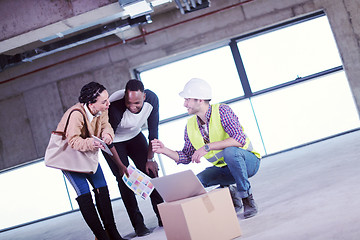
197,147,260,198
62,163,107,196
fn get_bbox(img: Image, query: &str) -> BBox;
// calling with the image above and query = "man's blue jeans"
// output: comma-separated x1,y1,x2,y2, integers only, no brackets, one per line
197,147,260,198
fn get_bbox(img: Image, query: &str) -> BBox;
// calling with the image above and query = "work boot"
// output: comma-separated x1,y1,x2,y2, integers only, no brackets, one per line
76,193,110,240
93,187,127,240
242,194,258,219
228,185,243,213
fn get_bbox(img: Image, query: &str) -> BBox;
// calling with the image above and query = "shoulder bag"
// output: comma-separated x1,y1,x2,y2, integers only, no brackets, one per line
44,109,98,173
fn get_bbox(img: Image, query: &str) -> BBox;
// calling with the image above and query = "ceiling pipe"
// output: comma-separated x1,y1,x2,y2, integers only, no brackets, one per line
174,0,210,14
174,0,185,14
1,15,151,70
1,0,254,85
183,0,191,11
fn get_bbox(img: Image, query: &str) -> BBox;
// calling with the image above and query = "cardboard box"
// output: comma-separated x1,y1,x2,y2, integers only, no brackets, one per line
158,188,242,240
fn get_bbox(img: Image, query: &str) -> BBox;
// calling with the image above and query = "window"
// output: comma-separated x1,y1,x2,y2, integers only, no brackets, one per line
141,46,243,121
0,154,120,230
250,71,359,153
237,15,343,92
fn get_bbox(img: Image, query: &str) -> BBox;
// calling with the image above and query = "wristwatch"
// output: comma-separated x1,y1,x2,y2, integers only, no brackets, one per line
204,144,211,152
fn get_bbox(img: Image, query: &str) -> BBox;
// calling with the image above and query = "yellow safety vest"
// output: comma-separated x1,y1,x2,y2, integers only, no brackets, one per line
187,103,261,167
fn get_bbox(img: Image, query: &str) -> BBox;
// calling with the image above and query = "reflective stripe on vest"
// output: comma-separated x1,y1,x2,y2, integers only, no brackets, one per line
187,103,261,167
206,150,225,166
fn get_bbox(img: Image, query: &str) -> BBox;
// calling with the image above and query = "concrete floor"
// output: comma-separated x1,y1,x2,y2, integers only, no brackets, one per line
2,130,360,240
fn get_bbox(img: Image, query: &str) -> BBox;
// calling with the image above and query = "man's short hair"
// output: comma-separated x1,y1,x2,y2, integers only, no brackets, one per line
125,79,144,92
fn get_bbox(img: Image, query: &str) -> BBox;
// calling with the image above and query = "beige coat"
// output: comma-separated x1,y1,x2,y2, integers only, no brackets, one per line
56,103,114,152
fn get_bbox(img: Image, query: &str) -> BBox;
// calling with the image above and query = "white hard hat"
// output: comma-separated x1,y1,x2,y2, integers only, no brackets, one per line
179,78,212,99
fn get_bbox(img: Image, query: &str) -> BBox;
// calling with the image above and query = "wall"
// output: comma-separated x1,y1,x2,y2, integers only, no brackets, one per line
0,0,359,170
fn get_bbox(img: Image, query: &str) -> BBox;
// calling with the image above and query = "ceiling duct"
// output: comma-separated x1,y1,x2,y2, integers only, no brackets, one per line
0,15,151,71
118,0,154,18
174,0,210,14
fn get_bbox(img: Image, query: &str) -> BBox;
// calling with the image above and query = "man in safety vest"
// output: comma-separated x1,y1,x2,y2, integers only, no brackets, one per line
151,78,261,219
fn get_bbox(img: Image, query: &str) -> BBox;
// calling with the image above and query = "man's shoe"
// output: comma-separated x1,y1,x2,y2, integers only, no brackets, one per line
229,185,243,213
242,194,258,218
158,219,163,227
106,228,128,240
135,226,151,237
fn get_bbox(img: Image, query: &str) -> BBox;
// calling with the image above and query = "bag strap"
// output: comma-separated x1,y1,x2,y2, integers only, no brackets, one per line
63,109,90,139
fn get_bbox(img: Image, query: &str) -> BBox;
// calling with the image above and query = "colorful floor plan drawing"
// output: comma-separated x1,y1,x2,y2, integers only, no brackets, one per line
122,165,155,200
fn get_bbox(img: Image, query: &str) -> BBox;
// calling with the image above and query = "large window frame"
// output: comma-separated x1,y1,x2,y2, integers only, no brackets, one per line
231,11,344,98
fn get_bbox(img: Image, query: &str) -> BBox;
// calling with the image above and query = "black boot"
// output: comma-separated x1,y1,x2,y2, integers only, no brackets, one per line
242,194,258,219
93,187,127,240
116,182,150,236
76,193,110,240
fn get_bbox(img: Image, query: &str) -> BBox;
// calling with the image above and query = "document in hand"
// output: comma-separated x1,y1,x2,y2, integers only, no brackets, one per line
92,135,113,156
122,165,155,200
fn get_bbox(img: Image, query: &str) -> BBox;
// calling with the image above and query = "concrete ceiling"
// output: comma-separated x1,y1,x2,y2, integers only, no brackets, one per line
0,1,174,56
0,0,210,71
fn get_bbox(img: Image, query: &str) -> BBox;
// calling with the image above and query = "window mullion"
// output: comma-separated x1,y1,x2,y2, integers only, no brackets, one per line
229,40,252,98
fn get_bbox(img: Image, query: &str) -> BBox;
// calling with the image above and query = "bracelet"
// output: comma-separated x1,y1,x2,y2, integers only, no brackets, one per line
147,158,155,162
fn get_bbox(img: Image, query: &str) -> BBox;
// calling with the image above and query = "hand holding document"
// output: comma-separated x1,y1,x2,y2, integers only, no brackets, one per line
92,135,113,156
122,165,155,200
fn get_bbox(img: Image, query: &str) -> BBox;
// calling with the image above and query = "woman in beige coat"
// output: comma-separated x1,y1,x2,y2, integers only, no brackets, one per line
57,82,128,240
